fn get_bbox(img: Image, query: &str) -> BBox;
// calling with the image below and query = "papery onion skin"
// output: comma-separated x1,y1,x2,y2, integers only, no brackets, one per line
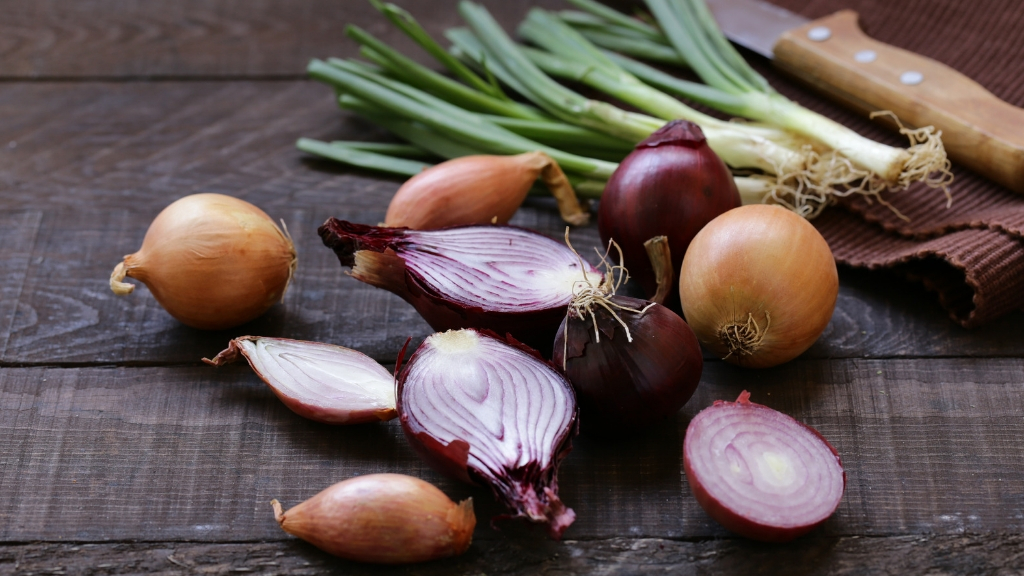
385,152,587,229
683,391,845,543
598,120,740,310
203,336,396,424
396,329,578,539
319,219,601,353
272,473,475,564
110,193,297,330
552,295,703,434
678,204,838,368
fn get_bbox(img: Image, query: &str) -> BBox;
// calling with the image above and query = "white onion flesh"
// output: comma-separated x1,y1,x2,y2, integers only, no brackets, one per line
397,329,577,538
205,337,396,424
401,330,573,476
684,392,844,540
401,227,601,313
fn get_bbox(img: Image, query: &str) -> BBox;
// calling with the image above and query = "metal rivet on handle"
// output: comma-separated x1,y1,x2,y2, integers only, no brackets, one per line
854,50,877,63
900,71,924,85
807,26,832,41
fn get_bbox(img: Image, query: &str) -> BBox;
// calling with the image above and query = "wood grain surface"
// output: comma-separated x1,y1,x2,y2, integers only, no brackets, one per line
3,0,1024,573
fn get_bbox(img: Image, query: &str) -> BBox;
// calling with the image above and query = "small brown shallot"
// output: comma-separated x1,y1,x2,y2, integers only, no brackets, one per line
110,193,297,330
384,151,588,229
204,336,396,424
272,473,475,564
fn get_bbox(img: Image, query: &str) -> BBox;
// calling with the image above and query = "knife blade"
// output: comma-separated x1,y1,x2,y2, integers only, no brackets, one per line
707,0,1024,193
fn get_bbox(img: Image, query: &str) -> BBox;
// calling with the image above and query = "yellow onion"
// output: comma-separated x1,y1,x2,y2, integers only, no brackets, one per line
678,204,837,368
272,473,475,564
109,193,297,330
384,151,588,229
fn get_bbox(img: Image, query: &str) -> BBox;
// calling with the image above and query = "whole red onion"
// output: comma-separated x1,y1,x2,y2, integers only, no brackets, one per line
597,120,740,309
553,295,703,435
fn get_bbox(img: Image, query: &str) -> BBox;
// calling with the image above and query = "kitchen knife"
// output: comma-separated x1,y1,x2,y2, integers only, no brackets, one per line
707,0,1024,193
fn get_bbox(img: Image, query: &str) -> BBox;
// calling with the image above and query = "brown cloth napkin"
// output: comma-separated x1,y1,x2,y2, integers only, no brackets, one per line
757,0,1024,327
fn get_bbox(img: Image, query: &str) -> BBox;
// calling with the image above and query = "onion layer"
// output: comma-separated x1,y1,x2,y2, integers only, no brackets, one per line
598,120,740,309
553,295,703,434
397,329,577,539
678,204,838,368
683,391,845,543
319,219,601,352
110,193,296,330
204,336,396,424
272,473,475,564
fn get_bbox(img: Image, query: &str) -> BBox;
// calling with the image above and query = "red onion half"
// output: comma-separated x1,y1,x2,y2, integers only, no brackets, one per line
397,329,577,539
597,120,740,309
553,295,703,434
319,220,601,351
684,391,845,542
204,336,396,424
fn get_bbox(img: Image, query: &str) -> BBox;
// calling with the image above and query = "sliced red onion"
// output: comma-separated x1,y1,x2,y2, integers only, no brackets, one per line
204,336,396,424
318,220,601,351
553,295,703,435
683,391,845,542
396,329,577,539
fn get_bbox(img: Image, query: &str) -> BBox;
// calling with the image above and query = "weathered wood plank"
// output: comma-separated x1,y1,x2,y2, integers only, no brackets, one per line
3,534,1024,576
2,82,1023,364
2,359,1023,542
0,0,569,79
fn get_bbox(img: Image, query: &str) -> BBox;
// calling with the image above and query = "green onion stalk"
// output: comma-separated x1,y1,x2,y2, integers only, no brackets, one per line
451,2,819,189
565,0,953,216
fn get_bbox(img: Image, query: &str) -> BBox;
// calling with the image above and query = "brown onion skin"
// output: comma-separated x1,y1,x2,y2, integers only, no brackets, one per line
683,393,846,543
273,474,475,564
597,120,740,310
114,193,296,330
678,204,838,368
552,296,703,435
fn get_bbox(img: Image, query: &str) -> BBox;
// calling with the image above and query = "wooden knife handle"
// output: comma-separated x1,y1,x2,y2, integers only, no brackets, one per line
773,10,1024,193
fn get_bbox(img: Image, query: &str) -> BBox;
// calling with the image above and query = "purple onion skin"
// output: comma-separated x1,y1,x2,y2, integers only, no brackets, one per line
553,296,703,435
318,219,579,354
597,120,740,310
396,329,578,539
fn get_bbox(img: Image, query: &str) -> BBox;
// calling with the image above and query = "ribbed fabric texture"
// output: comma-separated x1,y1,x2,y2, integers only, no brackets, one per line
762,0,1024,327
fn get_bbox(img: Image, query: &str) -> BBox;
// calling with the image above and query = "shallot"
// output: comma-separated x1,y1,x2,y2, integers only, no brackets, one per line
204,336,396,424
683,391,845,542
397,329,577,538
109,193,297,330
384,152,588,229
272,473,475,563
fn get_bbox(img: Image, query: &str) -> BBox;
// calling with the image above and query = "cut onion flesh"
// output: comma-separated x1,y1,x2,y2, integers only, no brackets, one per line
204,336,397,424
683,391,845,542
319,220,602,351
397,329,577,539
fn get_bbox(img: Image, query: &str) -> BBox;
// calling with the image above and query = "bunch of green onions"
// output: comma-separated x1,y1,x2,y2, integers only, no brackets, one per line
558,0,953,213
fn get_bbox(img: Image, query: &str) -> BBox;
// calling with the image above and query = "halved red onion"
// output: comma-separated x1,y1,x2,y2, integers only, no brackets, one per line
396,329,577,539
318,220,601,351
683,391,845,542
553,295,703,435
204,336,396,424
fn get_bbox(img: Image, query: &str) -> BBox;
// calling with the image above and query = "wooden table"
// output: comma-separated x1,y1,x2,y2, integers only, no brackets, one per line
3,0,1024,573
